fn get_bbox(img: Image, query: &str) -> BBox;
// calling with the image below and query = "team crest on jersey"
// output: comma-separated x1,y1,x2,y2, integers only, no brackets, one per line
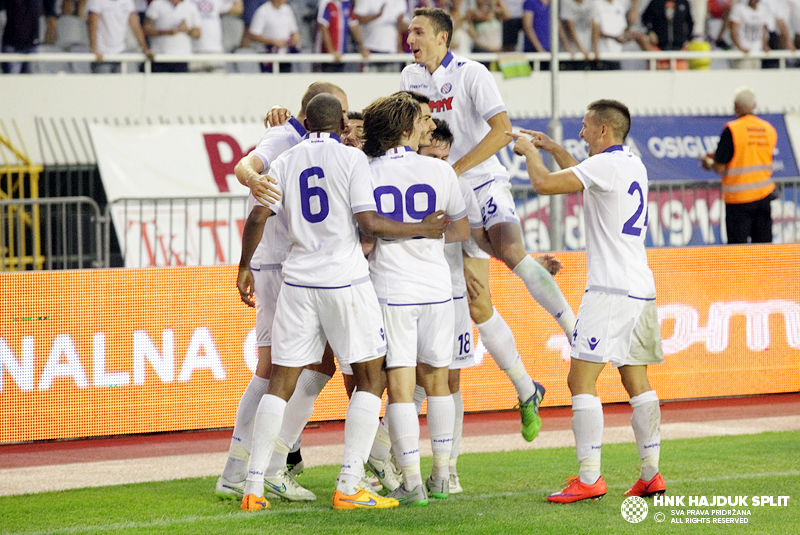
440,83,452,94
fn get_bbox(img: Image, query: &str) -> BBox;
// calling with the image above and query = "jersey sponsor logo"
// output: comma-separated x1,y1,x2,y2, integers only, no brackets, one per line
429,97,453,113
440,83,452,94
409,84,429,90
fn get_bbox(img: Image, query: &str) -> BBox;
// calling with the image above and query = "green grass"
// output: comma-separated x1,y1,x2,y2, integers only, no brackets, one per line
1,431,798,535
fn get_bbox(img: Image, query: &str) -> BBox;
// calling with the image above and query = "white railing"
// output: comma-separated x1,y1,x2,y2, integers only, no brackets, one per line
1,49,799,74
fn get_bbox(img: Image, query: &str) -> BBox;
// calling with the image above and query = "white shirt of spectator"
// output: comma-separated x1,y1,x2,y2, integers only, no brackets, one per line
187,0,234,52
368,147,467,305
249,0,299,53
145,0,201,55
249,117,307,268
571,146,656,299
594,0,628,54
730,1,770,51
354,0,407,53
561,0,597,52
87,0,137,54
400,51,510,190
267,133,376,288
757,0,783,33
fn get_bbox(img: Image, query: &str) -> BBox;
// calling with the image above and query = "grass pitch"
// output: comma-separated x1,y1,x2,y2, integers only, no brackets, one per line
1,431,797,535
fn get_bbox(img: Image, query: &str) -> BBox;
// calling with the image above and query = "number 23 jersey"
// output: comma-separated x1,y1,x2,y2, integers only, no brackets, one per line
570,147,656,300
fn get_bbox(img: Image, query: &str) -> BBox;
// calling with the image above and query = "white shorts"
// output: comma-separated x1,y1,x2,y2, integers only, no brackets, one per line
473,180,520,230
450,295,477,369
253,267,283,347
570,292,665,368
271,281,387,368
383,301,454,369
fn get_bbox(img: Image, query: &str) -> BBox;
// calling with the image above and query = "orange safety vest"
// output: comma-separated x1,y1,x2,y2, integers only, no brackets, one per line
721,115,777,204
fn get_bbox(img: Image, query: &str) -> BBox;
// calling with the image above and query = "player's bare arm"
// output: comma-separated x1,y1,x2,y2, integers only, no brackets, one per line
237,204,273,307
355,210,447,240
520,129,580,169
234,154,281,206
451,111,512,177
508,132,584,195
444,215,470,243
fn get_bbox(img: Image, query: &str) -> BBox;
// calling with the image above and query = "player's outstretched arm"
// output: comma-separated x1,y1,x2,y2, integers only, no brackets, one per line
237,205,272,307
444,216,470,244
451,111,513,177
234,154,281,206
519,129,580,169
355,210,446,240
508,132,584,195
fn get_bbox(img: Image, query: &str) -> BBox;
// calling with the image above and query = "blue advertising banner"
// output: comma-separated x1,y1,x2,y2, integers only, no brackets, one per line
503,114,798,186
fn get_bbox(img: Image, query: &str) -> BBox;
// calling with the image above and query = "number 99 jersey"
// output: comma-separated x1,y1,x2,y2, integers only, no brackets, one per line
267,133,377,288
570,146,656,300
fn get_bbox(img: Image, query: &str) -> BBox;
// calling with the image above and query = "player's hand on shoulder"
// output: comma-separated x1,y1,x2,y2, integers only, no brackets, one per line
535,254,562,276
264,106,291,129
419,210,447,238
249,174,281,206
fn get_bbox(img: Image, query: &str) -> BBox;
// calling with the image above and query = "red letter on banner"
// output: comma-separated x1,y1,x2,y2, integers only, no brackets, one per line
204,134,244,192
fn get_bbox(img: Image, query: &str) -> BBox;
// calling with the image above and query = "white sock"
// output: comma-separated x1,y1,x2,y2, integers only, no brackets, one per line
265,438,290,476
336,391,382,495
427,395,455,480
413,384,427,415
572,394,603,485
512,255,576,342
387,402,422,490
265,369,330,474
630,390,661,481
451,390,464,464
476,310,535,401
244,394,286,497
222,375,269,482
369,415,392,463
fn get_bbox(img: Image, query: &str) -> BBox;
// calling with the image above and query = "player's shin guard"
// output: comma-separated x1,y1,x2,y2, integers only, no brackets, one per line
337,391,382,495
426,395,455,480
512,255,576,342
476,309,536,401
572,394,603,485
223,375,270,482
244,394,287,498
629,390,661,482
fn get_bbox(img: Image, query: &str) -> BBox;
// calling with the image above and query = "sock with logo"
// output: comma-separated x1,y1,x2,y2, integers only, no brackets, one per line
222,375,269,482
244,394,286,497
476,308,536,402
450,389,464,464
512,255,577,342
387,402,423,490
336,391,382,495
572,394,603,485
630,390,661,481
427,395,455,481
265,369,330,475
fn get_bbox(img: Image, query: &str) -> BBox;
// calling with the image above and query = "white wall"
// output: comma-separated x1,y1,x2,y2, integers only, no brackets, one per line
1,69,799,164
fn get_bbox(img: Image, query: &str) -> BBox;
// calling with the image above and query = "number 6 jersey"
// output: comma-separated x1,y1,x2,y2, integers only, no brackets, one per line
265,132,377,288
570,146,656,300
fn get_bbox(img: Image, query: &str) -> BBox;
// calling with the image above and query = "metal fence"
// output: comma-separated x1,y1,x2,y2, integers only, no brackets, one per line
1,178,798,271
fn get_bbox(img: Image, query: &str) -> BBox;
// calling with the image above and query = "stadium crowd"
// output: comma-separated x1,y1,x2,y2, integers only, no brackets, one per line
1,0,799,73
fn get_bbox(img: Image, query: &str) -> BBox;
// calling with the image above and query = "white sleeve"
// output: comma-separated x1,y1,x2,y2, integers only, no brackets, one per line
460,180,483,228
349,151,378,213
465,62,507,122
571,154,613,192
250,6,267,35
86,0,103,16
317,1,331,26
444,168,468,221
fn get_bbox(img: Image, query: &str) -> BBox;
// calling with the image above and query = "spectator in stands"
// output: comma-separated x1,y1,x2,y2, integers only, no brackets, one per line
63,0,89,18
642,0,694,52
1,0,41,74
522,0,550,68
187,0,243,70
43,0,58,45
729,0,769,68
467,0,509,53
762,0,797,56
701,87,777,243
502,0,525,50
592,0,650,69
144,0,202,73
354,0,407,71
87,0,153,73
561,0,596,69
314,0,362,72
248,0,301,72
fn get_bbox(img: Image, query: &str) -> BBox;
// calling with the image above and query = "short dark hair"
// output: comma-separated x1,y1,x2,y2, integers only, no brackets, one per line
363,93,421,158
414,7,453,48
587,99,631,141
305,93,343,132
430,118,453,146
395,90,430,105
299,81,345,116
347,110,363,121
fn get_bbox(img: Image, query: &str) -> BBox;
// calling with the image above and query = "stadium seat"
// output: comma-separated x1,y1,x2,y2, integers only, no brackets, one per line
56,15,90,49
31,44,71,74
221,15,245,53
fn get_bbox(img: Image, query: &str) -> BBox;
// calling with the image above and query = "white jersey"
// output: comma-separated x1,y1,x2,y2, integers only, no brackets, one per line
445,179,482,298
571,146,656,299
267,133,376,287
369,147,467,305
400,51,510,190
87,0,136,54
354,0,406,52
249,1,299,53
188,0,234,53
560,0,596,52
593,0,628,54
729,1,770,52
145,0,200,55
249,117,307,268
